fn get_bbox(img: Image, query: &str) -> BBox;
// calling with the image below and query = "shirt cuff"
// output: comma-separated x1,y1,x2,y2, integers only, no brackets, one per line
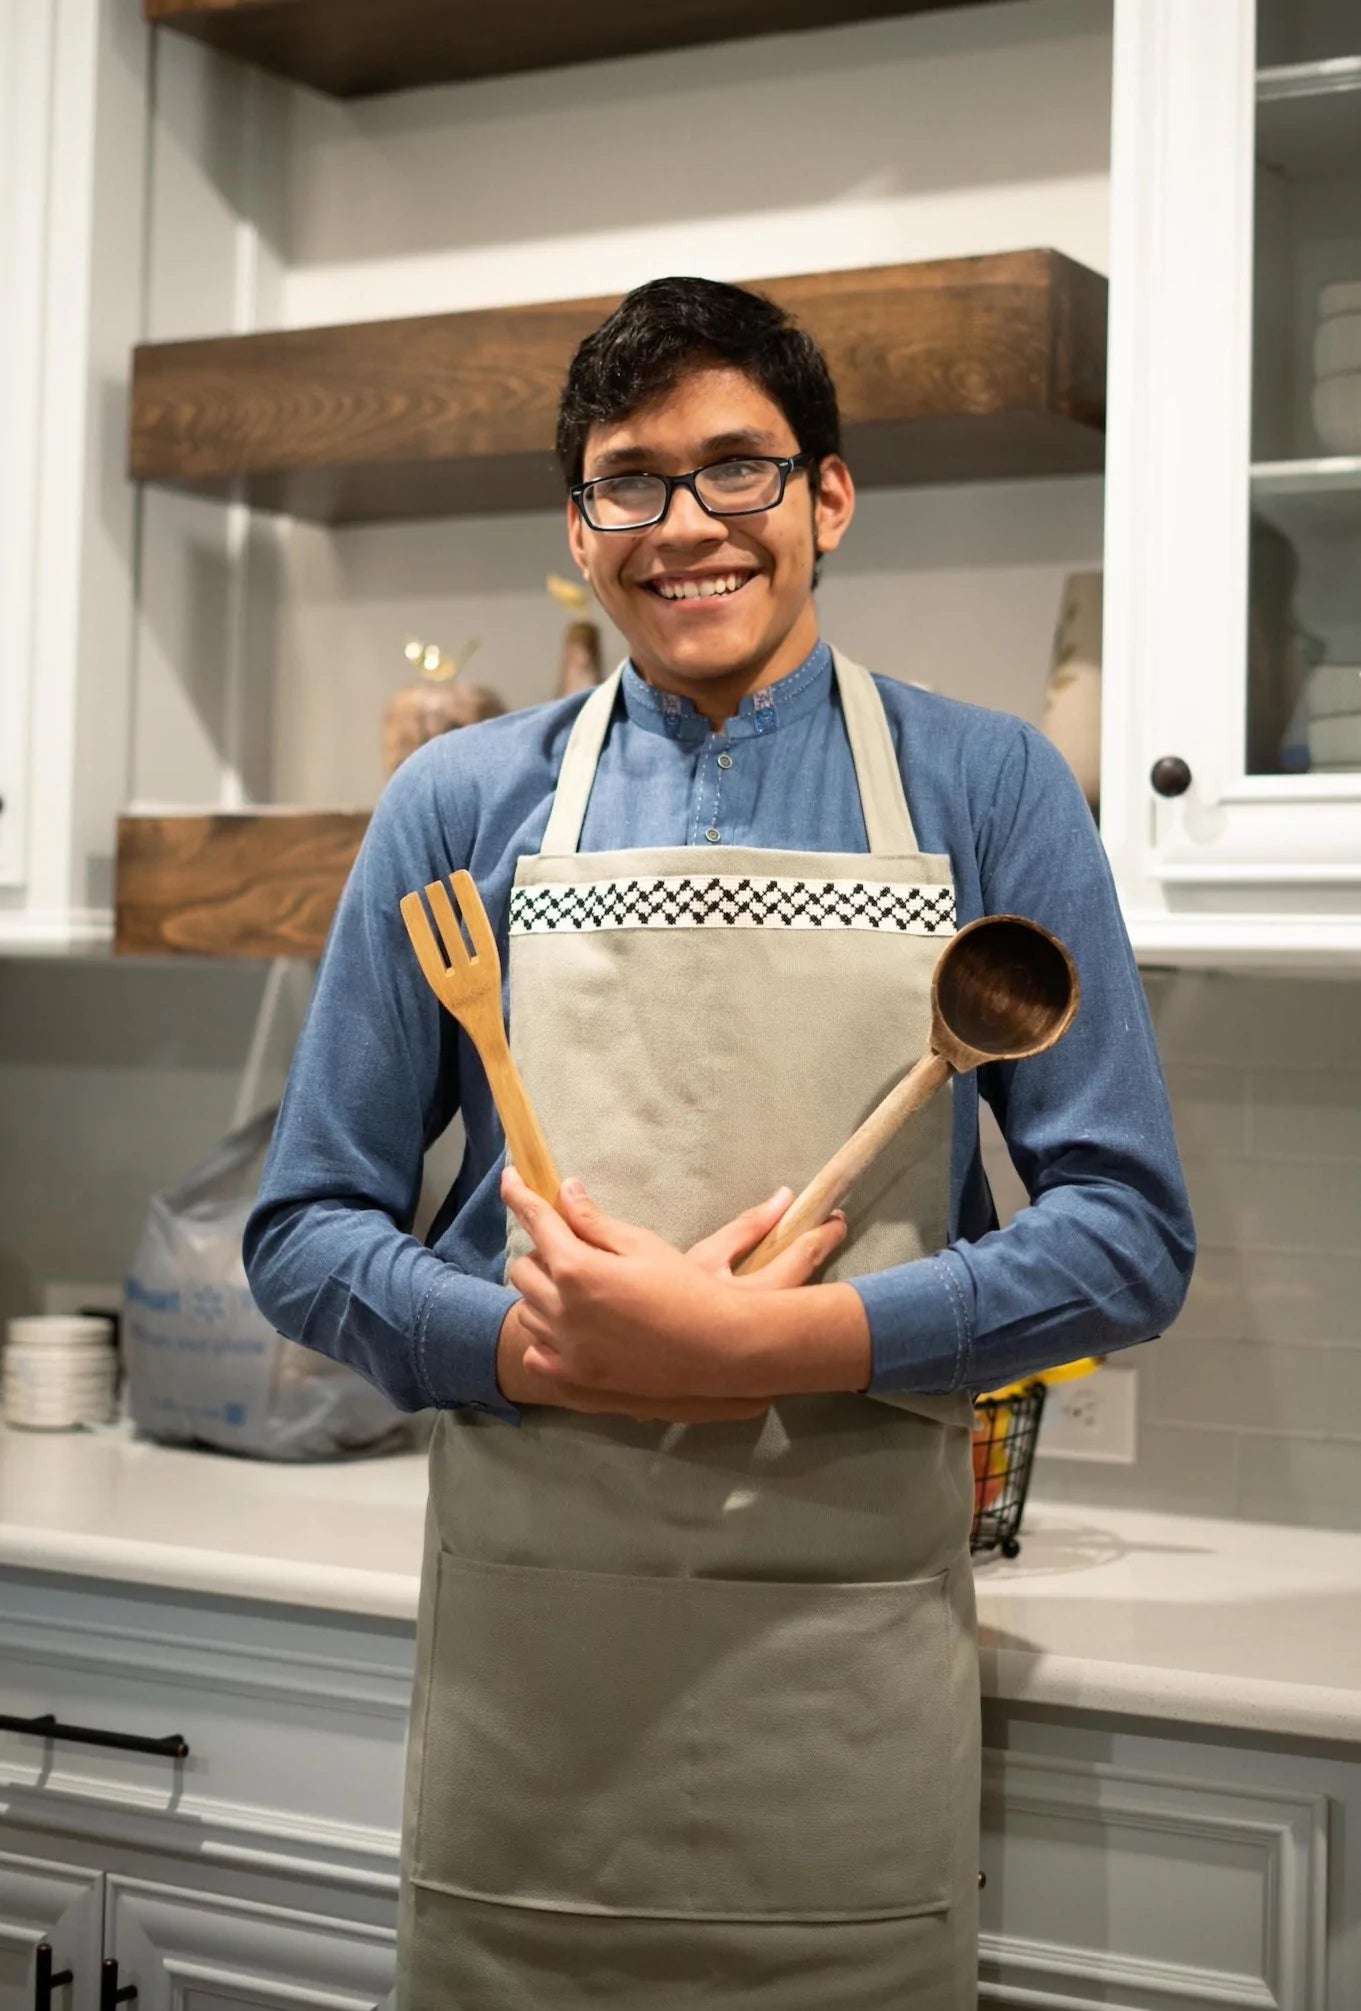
414,1269,523,1426
852,1251,973,1396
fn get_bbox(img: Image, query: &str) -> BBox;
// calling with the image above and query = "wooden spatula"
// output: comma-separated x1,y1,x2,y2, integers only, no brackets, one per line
399,871,563,1206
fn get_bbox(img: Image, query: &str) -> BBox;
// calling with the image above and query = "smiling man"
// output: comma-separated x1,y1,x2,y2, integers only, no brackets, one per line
245,277,1194,2010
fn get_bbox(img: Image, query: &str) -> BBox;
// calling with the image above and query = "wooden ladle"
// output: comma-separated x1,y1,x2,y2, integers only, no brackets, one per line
737,913,1079,1274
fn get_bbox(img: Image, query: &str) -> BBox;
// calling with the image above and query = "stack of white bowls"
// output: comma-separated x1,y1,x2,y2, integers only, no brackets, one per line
2,1315,118,1431
1304,661,1361,772
1312,281,1361,455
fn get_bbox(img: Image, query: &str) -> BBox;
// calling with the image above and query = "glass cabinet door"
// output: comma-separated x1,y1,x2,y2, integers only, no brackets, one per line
1248,0,1361,780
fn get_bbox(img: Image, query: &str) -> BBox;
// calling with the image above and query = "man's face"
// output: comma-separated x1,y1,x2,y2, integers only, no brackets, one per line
567,363,854,700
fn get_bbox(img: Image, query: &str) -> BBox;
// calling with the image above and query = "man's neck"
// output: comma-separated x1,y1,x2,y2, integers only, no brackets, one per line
634,613,821,732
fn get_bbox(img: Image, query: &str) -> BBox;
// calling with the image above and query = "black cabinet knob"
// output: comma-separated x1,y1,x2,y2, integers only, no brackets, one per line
35,1944,74,2009
1150,756,1192,798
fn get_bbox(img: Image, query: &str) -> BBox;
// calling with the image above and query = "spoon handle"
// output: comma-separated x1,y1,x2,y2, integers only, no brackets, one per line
737,1049,956,1275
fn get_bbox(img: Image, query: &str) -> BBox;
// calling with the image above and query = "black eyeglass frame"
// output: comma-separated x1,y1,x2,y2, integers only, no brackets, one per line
570,452,816,532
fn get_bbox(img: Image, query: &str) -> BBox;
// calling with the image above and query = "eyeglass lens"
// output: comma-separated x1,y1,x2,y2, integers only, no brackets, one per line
584,458,788,529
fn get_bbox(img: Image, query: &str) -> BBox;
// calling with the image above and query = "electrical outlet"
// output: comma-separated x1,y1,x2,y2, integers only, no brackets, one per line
1035,1367,1138,1465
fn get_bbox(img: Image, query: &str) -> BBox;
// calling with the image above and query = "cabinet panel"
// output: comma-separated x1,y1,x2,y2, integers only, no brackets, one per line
106,1877,394,2011
0,1840,102,2011
980,1692,1360,2011
0,1574,411,1855
0,0,150,949
1104,0,1361,961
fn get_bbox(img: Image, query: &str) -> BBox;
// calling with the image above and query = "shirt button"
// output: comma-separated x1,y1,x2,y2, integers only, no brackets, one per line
717,752,733,770
705,827,721,844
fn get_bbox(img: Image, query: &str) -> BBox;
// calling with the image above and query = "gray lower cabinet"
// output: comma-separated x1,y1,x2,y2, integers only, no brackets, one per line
104,1868,395,2009
0,1568,407,2009
980,1697,1353,2011
0,1835,102,2008
1,1565,1355,2009
0,1835,394,2008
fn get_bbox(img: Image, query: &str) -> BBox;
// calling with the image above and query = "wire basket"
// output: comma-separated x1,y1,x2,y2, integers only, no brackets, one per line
970,1380,1048,1559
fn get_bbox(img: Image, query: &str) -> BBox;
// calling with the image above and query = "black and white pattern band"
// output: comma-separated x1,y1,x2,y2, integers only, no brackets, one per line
510,875,955,936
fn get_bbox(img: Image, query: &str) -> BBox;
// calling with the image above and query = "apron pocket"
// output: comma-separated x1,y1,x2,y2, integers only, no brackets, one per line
413,1550,954,1923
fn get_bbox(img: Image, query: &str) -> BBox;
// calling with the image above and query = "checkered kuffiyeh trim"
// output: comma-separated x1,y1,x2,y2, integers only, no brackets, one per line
509,876,955,936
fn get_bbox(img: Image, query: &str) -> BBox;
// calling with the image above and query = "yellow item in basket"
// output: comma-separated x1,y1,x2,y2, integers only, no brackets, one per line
979,1354,1103,1404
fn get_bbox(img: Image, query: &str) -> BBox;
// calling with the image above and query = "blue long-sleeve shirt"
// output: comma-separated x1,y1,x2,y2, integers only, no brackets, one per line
244,639,1194,1426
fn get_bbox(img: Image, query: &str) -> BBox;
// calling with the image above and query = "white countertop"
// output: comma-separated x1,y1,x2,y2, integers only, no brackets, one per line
0,1421,427,1622
1,1422,1357,1744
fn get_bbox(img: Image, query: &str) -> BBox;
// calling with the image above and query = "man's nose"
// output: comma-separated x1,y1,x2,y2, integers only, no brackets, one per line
660,482,723,537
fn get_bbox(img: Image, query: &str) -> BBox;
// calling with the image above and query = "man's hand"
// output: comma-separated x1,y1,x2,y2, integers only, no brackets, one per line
496,1169,848,1418
495,1300,775,1422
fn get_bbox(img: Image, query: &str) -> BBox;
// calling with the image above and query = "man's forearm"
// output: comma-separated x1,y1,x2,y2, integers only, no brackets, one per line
735,1281,873,1397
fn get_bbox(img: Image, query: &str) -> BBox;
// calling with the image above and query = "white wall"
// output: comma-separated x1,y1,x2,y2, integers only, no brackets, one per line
262,0,1111,804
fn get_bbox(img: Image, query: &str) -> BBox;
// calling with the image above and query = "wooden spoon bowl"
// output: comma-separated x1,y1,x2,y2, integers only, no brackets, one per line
933,914,1078,1069
738,913,1079,1274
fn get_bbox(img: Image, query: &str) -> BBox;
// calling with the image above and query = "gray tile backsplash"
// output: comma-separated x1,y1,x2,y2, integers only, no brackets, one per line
2,960,1357,1530
1017,969,1361,1531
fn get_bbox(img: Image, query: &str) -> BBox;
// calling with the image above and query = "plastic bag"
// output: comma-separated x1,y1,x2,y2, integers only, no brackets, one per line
125,1110,419,1461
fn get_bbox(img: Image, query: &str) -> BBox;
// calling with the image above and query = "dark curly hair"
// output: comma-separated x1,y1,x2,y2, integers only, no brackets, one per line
555,276,842,492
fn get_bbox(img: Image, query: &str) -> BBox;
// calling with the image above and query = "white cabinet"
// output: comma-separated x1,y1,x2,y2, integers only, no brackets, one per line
1104,0,1361,968
977,1714,1340,2009
3,1554,1358,2006
0,0,148,951
0,1837,101,2010
0,1569,404,2007
0,1846,393,2011
105,1875,393,2011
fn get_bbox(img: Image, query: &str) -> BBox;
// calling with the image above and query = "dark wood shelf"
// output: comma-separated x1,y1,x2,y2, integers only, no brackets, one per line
116,811,368,958
131,251,1107,525
143,0,1023,98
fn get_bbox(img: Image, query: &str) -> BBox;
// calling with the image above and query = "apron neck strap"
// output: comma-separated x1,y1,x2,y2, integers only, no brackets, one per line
829,650,920,854
540,667,627,855
539,651,920,857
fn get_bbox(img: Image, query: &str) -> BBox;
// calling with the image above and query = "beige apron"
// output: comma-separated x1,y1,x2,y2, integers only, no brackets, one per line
395,651,981,2009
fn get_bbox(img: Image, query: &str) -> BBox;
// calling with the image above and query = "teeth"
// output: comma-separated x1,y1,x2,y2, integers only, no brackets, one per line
653,573,750,601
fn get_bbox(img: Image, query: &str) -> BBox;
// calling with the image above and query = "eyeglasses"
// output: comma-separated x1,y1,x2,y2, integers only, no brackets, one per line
571,453,814,532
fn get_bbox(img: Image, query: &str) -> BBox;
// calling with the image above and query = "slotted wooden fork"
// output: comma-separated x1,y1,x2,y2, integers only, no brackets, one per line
399,870,563,1207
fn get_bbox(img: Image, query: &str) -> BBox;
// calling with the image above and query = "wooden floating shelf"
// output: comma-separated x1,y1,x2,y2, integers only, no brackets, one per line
142,0,1023,98
130,251,1107,525
116,811,369,959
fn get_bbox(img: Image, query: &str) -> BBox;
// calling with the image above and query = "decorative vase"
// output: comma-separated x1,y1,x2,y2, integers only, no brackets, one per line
548,575,604,698
1040,570,1102,812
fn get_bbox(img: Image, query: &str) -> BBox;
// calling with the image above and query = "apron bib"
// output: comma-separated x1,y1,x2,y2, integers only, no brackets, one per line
395,652,981,2009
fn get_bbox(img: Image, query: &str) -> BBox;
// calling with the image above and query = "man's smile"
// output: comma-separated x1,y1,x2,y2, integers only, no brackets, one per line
639,569,761,604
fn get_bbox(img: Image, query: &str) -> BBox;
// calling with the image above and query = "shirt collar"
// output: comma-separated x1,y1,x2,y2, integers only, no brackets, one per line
620,640,833,743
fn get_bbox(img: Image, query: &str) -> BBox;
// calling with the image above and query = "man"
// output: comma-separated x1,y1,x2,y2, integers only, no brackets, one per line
246,276,1194,2009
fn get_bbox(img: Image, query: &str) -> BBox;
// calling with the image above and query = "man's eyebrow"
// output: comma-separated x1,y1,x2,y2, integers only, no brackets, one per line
586,429,781,474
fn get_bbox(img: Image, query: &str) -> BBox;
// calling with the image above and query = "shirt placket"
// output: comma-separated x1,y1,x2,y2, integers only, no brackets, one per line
687,686,775,847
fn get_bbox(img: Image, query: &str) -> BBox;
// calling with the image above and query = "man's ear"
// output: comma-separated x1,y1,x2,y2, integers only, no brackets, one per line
566,497,591,580
812,454,855,560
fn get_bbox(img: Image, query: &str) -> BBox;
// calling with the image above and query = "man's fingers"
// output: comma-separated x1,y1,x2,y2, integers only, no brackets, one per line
522,1360,774,1423
557,1178,634,1256
501,1164,581,1267
687,1187,794,1271
737,1211,849,1291
507,1253,562,1319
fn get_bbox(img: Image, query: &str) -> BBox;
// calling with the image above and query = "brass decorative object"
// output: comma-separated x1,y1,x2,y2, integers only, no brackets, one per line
382,637,506,777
